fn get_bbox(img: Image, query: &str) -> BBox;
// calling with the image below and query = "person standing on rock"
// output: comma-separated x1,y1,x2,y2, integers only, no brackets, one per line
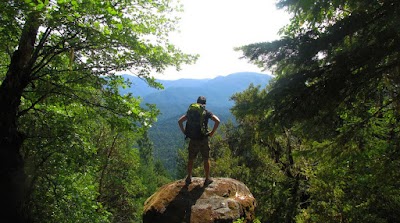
178,96,220,185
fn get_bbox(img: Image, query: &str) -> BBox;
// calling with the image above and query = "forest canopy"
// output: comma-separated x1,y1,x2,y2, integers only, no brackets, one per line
0,0,195,222
227,0,400,221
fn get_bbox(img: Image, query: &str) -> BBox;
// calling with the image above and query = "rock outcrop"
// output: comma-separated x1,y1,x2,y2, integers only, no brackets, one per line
143,177,256,223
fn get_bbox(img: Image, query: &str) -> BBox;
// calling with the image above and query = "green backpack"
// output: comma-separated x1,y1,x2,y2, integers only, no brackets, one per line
185,103,208,139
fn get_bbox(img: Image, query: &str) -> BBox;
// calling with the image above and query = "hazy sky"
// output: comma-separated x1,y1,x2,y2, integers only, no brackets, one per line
154,0,290,80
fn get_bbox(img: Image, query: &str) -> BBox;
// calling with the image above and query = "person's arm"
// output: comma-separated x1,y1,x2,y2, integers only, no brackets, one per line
178,115,187,135
208,115,220,137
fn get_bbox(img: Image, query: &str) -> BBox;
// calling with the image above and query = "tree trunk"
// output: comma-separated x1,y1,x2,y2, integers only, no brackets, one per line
0,11,40,222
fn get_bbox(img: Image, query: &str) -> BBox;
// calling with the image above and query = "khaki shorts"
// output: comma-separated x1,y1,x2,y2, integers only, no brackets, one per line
188,137,210,160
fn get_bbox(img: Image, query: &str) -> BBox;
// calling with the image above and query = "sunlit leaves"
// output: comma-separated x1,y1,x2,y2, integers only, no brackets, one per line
4,0,196,80
19,70,163,221
2,0,187,221
235,0,400,221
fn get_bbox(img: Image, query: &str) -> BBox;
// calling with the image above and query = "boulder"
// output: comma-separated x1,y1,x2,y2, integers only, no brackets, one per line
143,177,256,223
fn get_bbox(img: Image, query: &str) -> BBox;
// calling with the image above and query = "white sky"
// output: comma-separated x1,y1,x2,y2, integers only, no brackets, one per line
154,0,290,80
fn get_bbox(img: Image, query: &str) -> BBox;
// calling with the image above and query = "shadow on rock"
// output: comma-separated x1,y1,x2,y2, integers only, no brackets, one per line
143,177,256,223
143,181,205,223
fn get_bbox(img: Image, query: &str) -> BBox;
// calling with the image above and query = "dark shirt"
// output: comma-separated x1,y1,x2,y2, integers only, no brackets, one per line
204,110,213,129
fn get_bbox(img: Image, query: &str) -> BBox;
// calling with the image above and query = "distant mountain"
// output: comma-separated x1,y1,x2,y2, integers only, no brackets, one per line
122,72,272,118
120,75,209,99
121,72,272,176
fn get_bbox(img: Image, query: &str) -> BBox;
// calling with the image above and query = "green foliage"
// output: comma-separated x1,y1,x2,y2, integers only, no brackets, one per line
19,71,172,222
231,0,400,222
233,217,261,223
212,99,310,222
1,0,190,221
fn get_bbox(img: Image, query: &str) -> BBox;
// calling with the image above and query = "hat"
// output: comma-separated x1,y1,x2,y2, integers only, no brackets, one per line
197,96,206,104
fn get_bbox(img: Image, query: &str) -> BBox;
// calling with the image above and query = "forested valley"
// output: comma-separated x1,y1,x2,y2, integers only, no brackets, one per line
1,0,399,222
120,72,272,175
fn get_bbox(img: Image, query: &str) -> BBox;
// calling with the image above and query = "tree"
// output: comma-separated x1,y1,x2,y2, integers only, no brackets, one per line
235,0,400,221
20,78,170,222
226,86,310,222
238,0,400,131
0,0,195,221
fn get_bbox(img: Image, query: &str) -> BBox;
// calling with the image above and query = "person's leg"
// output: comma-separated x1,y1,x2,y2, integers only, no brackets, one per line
187,158,194,179
186,140,198,184
186,156,194,184
200,138,213,185
203,158,213,185
204,158,210,180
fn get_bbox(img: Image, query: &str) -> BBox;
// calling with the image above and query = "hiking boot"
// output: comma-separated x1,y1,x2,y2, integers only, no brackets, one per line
204,178,213,186
185,176,192,185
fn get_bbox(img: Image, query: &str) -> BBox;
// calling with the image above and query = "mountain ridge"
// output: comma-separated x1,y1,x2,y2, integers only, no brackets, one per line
121,72,271,98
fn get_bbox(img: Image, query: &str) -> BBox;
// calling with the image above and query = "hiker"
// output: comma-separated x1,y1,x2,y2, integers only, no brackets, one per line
178,96,220,185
